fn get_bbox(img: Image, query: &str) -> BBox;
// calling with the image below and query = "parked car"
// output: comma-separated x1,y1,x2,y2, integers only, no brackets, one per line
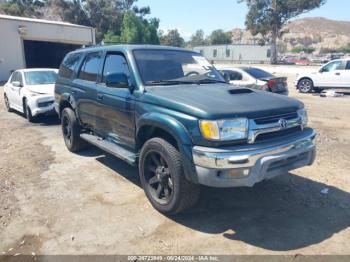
294,58,311,66
55,45,316,214
220,67,289,95
295,59,350,93
4,68,58,122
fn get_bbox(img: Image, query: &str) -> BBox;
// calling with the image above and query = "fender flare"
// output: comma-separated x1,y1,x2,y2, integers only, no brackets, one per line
58,93,78,115
137,113,198,183
136,112,192,146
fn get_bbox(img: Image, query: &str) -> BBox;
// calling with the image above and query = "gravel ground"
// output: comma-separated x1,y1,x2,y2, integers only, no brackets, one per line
0,66,350,256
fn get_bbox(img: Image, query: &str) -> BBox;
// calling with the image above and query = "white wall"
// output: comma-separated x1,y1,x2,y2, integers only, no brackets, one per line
0,17,95,82
194,45,271,63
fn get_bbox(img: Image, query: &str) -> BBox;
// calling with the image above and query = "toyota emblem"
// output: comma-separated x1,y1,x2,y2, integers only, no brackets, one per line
278,119,288,129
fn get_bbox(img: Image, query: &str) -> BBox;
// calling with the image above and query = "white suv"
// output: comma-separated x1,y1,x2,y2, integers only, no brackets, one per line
295,59,350,93
3,68,58,122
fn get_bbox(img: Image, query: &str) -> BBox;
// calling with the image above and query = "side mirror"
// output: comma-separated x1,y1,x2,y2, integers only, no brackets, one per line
12,81,22,87
319,67,328,73
105,73,129,88
220,71,230,83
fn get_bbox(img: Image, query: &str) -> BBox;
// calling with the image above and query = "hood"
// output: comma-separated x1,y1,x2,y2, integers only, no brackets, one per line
26,84,55,95
142,84,303,119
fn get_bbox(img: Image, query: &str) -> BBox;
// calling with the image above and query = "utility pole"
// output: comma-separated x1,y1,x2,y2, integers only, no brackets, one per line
271,0,278,64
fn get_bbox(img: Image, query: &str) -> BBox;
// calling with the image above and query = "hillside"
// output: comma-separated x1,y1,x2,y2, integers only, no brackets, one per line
231,17,350,52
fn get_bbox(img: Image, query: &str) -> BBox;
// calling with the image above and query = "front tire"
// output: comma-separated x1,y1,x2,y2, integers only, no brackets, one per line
139,138,200,215
4,93,13,112
298,79,314,93
23,98,34,122
61,107,88,152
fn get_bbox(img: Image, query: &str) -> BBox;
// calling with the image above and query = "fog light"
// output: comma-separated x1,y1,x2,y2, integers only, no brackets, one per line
218,169,250,179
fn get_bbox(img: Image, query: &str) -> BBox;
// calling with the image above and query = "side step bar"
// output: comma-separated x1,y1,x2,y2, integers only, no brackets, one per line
80,133,136,165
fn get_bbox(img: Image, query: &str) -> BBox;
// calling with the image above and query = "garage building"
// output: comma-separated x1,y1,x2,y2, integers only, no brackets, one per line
0,14,95,82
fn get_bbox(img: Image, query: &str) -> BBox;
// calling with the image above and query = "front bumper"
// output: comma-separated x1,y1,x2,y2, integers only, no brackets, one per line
27,95,55,117
192,128,316,188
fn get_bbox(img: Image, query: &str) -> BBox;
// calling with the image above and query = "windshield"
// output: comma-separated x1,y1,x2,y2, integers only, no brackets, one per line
243,68,273,79
24,71,57,85
133,49,225,85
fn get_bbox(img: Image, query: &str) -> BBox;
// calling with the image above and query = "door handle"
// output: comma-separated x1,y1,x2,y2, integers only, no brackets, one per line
97,93,104,100
335,72,341,76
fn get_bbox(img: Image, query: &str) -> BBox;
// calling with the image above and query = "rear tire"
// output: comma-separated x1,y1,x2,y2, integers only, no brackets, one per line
298,79,314,93
23,98,34,122
61,107,88,152
4,93,13,112
139,137,200,215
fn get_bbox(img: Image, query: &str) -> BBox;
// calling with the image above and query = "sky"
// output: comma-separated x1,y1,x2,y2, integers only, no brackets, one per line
138,0,350,40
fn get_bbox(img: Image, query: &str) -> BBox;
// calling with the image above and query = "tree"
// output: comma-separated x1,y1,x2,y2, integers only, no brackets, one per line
187,29,207,47
85,0,125,41
0,0,45,17
104,11,159,45
208,29,231,45
240,0,326,64
49,0,152,42
49,0,90,27
159,29,185,47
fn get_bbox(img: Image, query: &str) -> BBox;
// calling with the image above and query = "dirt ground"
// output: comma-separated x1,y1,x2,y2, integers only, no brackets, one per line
0,65,350,256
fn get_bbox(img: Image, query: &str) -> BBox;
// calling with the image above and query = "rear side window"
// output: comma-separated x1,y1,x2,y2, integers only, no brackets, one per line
346,61,350,70
59,53,81,78
228,70,242,81
78,52,103,82
244,68,273,79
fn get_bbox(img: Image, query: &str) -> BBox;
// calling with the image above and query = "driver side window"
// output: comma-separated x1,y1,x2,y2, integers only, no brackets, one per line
11,72,23,85
102,53,131,84
322,61,342,72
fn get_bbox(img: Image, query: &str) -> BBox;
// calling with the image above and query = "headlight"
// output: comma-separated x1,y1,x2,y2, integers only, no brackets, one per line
199,118,249,141
297,108,308,127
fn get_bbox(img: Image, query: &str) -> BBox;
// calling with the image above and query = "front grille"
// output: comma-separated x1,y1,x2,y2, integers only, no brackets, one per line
255,126,301,142
38,101,54,108
254,112,298,125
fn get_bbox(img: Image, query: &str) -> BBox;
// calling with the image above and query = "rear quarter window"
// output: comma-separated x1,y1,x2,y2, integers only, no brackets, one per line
59,53,82,78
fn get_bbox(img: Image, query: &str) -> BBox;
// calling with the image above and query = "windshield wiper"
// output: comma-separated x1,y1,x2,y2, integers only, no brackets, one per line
146,80,194,86
193,79,227,84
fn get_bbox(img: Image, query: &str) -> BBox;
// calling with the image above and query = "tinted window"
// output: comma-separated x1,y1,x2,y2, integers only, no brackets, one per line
346,61,350,70
213,49,217,57
78,52,103,82
134,49,224,84
102,54,131,83
226,49,231,57
222,70,242,81
229,70,242,80
322,61,342,72
267,49,271,58
59,53,81,78
243,68,273,79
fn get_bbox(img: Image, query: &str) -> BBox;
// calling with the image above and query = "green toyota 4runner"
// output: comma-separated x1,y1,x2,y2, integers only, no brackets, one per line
55,45,316,214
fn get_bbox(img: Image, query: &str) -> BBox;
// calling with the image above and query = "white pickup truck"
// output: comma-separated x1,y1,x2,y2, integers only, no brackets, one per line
295,59,350,93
